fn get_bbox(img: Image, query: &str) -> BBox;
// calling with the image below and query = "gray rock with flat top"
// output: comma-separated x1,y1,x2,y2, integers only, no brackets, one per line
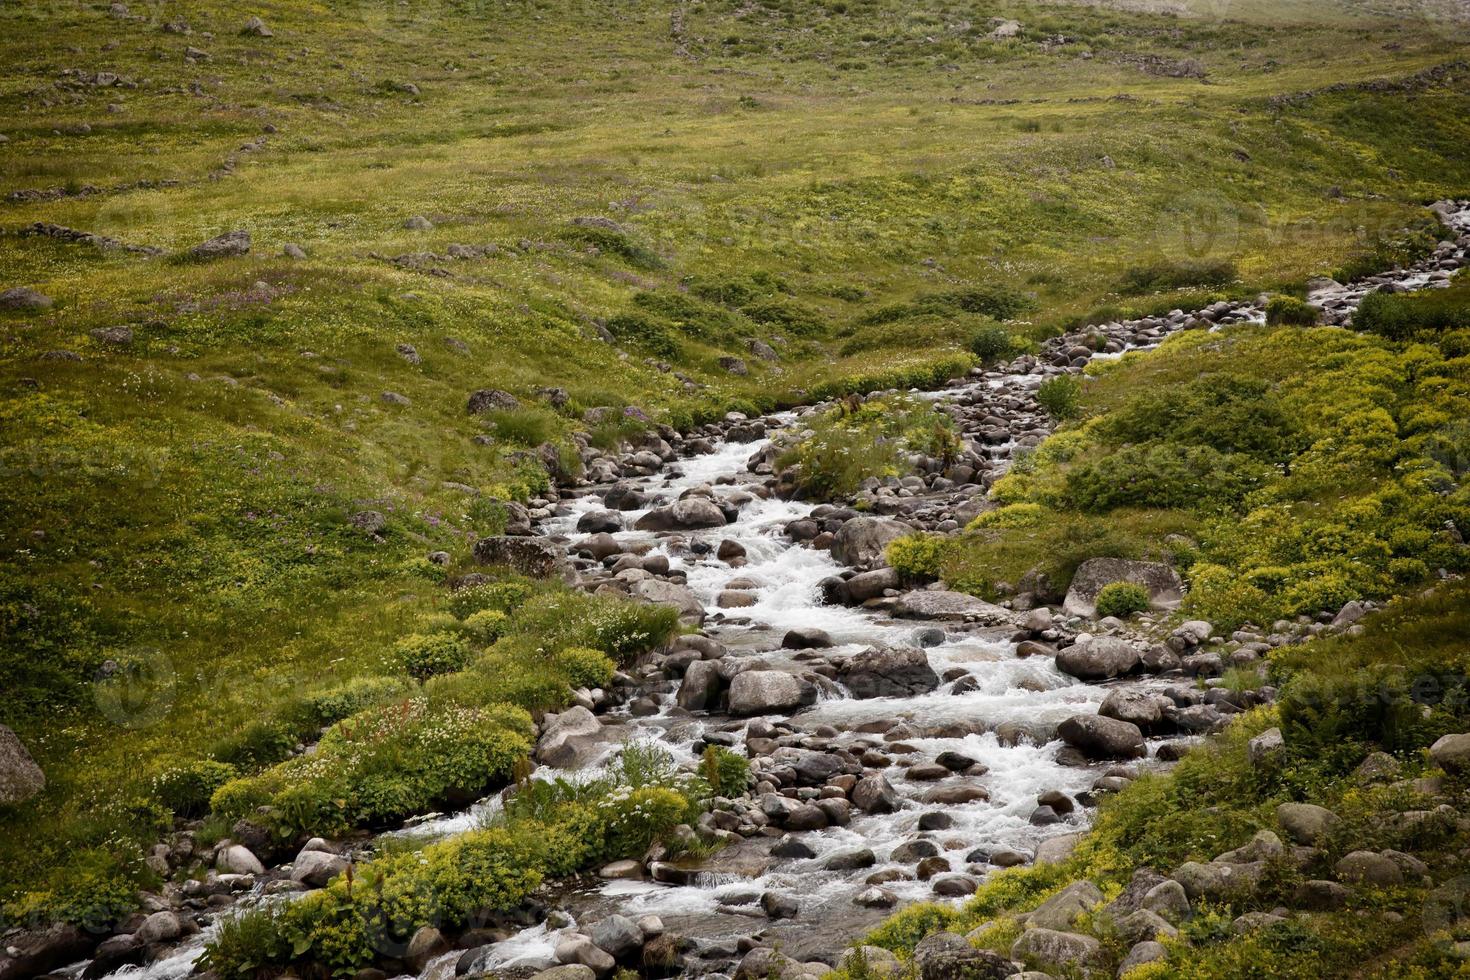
1062,558,1182,618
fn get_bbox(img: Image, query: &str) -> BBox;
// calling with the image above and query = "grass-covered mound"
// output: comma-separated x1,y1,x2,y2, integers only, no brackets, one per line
892,293,1470,629
840,581,1470,978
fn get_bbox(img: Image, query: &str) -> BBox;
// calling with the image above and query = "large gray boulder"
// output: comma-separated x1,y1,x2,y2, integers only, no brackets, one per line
831,517,911,568
1023,880,1103,931
632,579,705,621
844,567,902,602
676,660,724,711
838,644,940,698
1431,732,1470,774
1276,802,1340,845
1062,558,1183,618
291,849,348,887
892,591,1010,624
1058,714,1145,759
0,287,53,311
852,774,902,814
1054,636,1140,681
727,671,813,716
188,229,250,260
0,725,45,804
473,536,568,578
466,388,520,414
635,497,726,531
1010,928,1103,974
537,706,603,766
911,932,1016,980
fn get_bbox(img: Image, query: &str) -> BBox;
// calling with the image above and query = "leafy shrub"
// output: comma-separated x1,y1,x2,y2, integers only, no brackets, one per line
507,590,679,662
306,676,415,726
631,290,746,342
970,502,1047,529
1036,375,1081,420
969,323,1015,362
561,226,663,269
886,533,947,579
606,313,680,358
1094,374,1296,461
1119,257,1236,294
1094,582,1151,619
462,608,509,643
1265,294,1321,326
393,632,473,681
447,579,534,619
701,745,751,797
552,646,615,689
211,719,301,771
775,396,959,500
861,287,1035,326
151,760,239,817
740,298,826,336
1355,285,1470,341
1063,444,1272,512
4,849,142,930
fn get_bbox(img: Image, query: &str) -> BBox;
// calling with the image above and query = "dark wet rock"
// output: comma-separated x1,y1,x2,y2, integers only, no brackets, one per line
782,627,833,649
474,536,569,578
1055,636,1140,680
852,774,902,814
1059,714,1145,759
838,644,940,698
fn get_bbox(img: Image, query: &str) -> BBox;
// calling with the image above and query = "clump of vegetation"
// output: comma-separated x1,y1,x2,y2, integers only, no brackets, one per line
776,395,959,499
1093,581,1151,619
151,760,239,818
1355,278,1470,340
969,323,1017,362
393,631,474,680
1036,375,1082,420
1265,294,1321,326
1119,257,1237,294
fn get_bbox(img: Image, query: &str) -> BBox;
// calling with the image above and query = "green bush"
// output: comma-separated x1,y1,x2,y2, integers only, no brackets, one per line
447,579,534,619
151,760,239,817
606,312,680,358
1120,257,1236,294
561,226,663,269
969,323,1014,362
483,407,559,447
1036,375,1082,420
1355,285,1470,341
393,631,474,681
775,396,959,500
552,646,616,689
1063,444,1272,512
1094,581,1151,619
886,533,948,579
305,676,415,726
462,608,509,643
1265,294,1321,326
211,719,302,771
700,745,752,797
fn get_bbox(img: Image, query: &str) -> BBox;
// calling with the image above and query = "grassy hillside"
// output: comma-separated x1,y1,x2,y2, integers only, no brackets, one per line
3,0,1470,925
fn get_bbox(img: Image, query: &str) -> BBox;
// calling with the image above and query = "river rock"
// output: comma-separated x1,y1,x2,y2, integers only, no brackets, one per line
838,644,940,697
845,567,902,602
636,497,726,530
735,948,803,980
589,914,643,958
474,536,569,578
852,774,902,813
676,659,724,711
633,579,705,621
1276,802,1339,845
1054,636,1139,680
0,924,95,980
892,591,1010,623
1024,880,1102,931
1058,714,1145,759
1099,689,1169,730
577,510,623,533
83,935,143,979
1010,928,1103,974
291,849,348,887
0,725,45,804
537,705,602,765
727,671,813,716
783,627,833,649
1120,940,1168,973
532,967,596,980
217,844,266,875
1062,557,1183,618
912,932,1014,979
831,517,910,568
134,911,182,944
555,936,615,974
